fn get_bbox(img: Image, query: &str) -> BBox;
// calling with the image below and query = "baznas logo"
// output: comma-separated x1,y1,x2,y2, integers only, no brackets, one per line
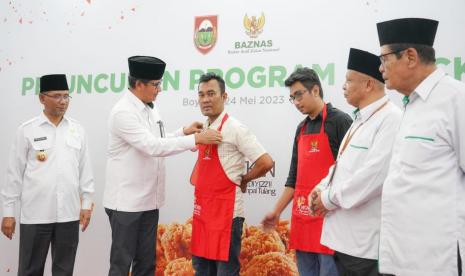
243,13,265,38
309,140,320,152
194,15,218,54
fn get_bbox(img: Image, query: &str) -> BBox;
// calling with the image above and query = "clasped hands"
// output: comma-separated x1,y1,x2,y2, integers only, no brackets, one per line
308,187,329,217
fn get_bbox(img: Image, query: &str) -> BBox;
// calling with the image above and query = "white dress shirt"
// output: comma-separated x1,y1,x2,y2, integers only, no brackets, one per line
317,96,401,259
379,69,465,276
103,91,196,212
205,111,266,218
1,113,95,224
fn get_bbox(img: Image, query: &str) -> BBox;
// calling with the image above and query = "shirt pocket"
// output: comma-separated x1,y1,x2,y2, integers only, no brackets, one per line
30,138,52,151
66,134,82,150
66,133,82,163
341,130,372,165
401,131,436,167
29,134,53,163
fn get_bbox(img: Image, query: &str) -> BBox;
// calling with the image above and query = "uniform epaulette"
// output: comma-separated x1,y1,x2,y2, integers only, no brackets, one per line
66,116,81,125
20,117,39,127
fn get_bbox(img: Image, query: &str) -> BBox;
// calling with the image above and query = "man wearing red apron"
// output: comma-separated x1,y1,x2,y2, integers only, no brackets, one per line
191,73,274,276
262,68,352,276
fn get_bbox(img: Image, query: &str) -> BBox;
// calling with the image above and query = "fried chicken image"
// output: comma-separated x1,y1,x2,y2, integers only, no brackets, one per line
240,252,298,276
156,224,168,276
240,226,286,269
164,257,194,276
182,218,192,253
160,222,192,261
156,218,295,275
275,220,291,250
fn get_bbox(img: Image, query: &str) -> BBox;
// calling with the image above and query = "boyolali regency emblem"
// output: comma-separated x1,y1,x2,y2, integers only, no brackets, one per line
243,13,265,38
194,15,218,54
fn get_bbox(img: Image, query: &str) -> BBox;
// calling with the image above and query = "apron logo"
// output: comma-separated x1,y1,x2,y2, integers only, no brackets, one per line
309,140,320,153
296,195,310,216
203,145,212,160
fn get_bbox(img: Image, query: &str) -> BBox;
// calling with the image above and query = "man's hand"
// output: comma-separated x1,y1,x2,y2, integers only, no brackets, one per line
184,122,203,135
261,212,279,232
239,154,273,193
308,188,328,217
79,209,92,232
1,217,16,240
194,129,222,145
239,175,250,193
308,187,320,208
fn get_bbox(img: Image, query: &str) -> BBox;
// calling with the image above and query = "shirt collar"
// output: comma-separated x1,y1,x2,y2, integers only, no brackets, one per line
206,110,227,129
35,112,69,127
307,102,331,122
356,95,389,122
126,89,150,112
411,68,446,103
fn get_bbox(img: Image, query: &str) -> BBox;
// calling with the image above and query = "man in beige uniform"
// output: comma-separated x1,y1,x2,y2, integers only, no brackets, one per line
191,72,274,276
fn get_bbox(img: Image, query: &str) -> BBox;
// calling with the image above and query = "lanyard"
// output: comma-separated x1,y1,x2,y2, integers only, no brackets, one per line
326,100,389,187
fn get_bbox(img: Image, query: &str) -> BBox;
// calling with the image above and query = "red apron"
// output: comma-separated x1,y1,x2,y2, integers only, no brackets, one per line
289,104,335,254
190,114,237,261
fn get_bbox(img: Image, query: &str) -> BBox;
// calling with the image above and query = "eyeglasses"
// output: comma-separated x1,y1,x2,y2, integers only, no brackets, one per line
43,93,72,101
379,49,407,65
289,90,308,103
147,80,163,89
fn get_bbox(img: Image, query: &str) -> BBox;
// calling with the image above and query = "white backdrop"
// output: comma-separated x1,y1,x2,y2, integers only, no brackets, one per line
1,0,464,275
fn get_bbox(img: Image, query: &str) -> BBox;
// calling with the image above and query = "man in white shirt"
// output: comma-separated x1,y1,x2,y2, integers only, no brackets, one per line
1,74,95,276
103,56,222,276
376,18,465,276
309,48,401,276
262,68,352,276
190,72,274,276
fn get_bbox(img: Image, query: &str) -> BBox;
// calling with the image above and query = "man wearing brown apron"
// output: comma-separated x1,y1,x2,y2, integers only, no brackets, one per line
263,67,352,275
191,72,274,276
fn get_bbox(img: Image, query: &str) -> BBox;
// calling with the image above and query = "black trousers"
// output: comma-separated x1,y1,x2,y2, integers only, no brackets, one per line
105,208,159,276
334,251,380,276
18,221,79,276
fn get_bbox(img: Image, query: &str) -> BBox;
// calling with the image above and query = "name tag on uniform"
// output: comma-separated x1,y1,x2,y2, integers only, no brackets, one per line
33,136,47,142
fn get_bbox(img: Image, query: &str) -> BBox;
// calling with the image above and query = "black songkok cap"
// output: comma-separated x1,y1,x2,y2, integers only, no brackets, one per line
347,48,384,83
40,74,69,93
128,56,166,80
377,18,438,46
